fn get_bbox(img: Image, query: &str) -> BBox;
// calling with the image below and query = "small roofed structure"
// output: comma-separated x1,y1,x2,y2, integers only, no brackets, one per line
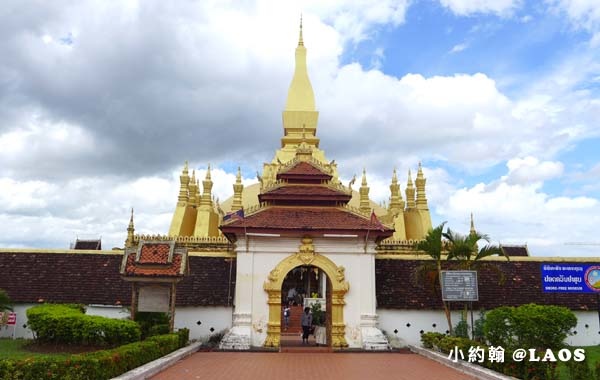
500,244,530,257
120,239,189,331
71,238,102,250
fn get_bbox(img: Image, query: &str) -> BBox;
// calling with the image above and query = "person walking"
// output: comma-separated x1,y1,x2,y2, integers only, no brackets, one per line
301,307,312,344
283,305,290,331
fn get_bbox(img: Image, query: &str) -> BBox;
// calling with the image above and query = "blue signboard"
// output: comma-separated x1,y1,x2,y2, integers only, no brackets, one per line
542,264,600,293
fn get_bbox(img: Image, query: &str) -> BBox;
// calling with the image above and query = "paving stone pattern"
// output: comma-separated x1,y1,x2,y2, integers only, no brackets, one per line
151,352,477,380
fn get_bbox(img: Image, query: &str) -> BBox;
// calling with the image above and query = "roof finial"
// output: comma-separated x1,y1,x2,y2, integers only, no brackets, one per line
126,208,135,248
206,164,212,180
129,208,134,226
470,212,476,235
298,14,304,47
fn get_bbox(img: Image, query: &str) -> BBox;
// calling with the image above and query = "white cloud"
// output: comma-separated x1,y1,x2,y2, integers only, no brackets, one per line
449,42,468,53
503,156,564,185
300,0,409,42
438,165,600,256
548,0,600,33
0,166,257,249
439,0,522,16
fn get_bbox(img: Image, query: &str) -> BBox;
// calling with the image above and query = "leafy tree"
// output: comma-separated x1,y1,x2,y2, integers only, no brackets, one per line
0,289,13,327
484,304,577,350
0,289,12,312
415,222,453,334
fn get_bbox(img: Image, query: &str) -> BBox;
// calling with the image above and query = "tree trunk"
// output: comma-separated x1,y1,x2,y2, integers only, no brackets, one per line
437,261,453,334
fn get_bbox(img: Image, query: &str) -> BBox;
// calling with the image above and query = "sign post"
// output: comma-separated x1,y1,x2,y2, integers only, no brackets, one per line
1,312,17,339
441,270,479,302
541,264,600,332
441,271,479,338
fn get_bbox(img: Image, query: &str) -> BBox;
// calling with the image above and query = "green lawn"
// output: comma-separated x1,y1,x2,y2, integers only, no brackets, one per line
0,338,69,360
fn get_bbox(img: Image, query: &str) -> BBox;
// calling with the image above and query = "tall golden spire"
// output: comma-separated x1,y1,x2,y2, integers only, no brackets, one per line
200,165,213,207
359,168,370,214
470,212,476,236
405,169,416,209
299,14,304,46
126,208,135,248
285,15,314,111
232,167,244,211
177,161,190,203
415,162,428,210
188,170,198,206
388,168,405,214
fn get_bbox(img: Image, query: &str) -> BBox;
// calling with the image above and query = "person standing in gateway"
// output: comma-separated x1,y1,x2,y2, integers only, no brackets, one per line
287,287,297,306
283,305,291,331
301,307,312,344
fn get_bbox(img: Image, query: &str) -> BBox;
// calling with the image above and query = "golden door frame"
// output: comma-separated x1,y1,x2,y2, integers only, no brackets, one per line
263,236,349,348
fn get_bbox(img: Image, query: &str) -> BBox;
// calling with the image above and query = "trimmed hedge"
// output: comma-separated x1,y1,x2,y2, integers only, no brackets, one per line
27,304,141,346
420,332,561,380
484,303,577,350
0,333,186,380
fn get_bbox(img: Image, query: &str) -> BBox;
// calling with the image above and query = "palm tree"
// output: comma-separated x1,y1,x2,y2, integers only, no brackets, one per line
443,228,508,337
443,229,507,270
415,222,453,334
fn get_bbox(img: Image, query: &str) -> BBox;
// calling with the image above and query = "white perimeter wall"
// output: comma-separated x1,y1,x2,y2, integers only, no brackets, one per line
378,309,600,347
0,304,233,342
174,306,232,342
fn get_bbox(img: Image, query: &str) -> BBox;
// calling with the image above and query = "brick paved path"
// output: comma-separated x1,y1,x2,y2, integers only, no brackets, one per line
151,352,476,380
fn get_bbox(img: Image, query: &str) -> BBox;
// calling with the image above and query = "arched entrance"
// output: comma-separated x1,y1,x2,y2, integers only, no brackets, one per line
280,265,331,348
263,236,349,348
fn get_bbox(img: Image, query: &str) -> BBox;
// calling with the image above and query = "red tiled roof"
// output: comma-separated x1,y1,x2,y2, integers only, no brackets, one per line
262,185,345,197
138,244,170,264
376,259,600,311
259,185,351,204
221,207,393,235
73,239,101,250
125,253,183,277
501,245,529,257
0,253,234,306
278,161,332,181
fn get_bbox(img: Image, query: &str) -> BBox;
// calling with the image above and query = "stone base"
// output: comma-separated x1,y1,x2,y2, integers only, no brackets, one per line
361,326,390,350
360,314,390,350
219,326,251,350
219,313,252,350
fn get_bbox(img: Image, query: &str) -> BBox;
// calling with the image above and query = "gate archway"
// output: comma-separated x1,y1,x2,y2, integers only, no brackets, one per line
263,236,349,348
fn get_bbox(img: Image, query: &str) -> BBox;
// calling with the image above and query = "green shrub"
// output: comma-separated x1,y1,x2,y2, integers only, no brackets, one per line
436,336,474,354
0,333,185,380
177,328,190,347
27,304,141,346
483,305,515,348
566,357,593,380
472,310,486,342
512,304,576,350
483,304,576,350
453,318,469,338
148,324,170,337
420,332,445,349
134,312,170,339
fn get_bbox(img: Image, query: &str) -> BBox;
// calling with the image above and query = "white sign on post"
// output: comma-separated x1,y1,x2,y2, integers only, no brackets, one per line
138,286,170,312
441,270,479,301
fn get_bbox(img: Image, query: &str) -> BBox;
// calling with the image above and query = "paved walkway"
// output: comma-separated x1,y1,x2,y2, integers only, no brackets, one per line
151,352,476,380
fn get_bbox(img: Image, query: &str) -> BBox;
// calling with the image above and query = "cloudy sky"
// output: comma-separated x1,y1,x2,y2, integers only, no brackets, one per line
0,0,599,256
